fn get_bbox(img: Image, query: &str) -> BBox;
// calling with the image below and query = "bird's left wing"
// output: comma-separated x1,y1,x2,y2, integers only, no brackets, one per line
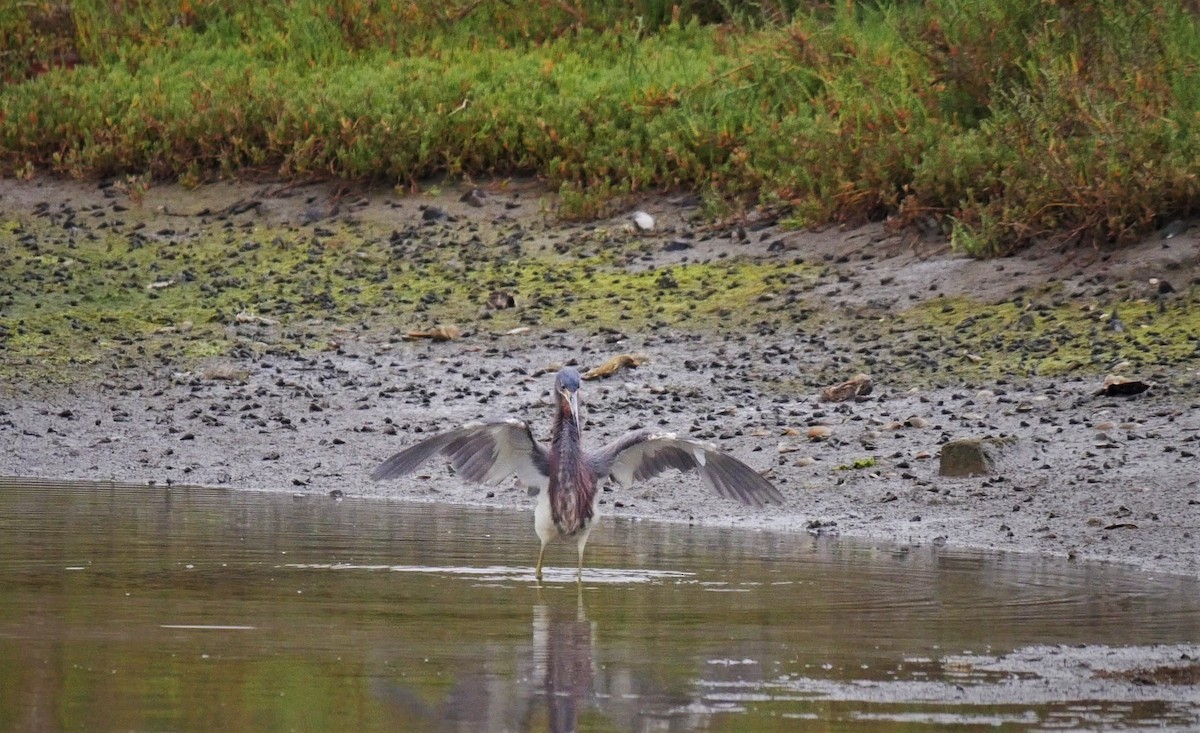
591,429,783,508
371,418,549,488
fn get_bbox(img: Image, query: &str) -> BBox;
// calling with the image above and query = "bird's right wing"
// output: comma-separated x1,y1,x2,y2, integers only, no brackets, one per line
371,418,549,488
591,429,783,508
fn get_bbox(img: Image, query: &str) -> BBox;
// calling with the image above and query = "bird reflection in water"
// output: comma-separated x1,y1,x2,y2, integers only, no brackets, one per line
369,588,694,732
529,590,596,733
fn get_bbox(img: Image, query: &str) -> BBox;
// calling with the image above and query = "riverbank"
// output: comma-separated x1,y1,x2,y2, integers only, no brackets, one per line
2,178,1198,578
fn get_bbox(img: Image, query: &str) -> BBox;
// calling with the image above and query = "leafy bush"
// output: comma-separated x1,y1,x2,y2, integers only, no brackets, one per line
3,0,1198,253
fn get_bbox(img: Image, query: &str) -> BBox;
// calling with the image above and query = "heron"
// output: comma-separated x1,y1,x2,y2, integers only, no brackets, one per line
371,366,784,580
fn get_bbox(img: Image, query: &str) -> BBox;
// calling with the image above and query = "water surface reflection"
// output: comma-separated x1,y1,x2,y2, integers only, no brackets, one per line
0,479,1197,732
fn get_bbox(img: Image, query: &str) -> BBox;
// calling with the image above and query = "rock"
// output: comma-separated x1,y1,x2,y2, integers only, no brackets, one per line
1105,522,1139,530
403,324,462,342
420,205,448,221
233,310,278,326
302,201,338,224
1097,375,1152,397
459,188,486,207
819,373,872,402
1149,277,1175,294
939,436,1019,478
1160,219,1187,239
582,353,647,380
201,363,247,382
486,290,515,310
1105,308,1125,332
807,425,833,441
631,210,655,231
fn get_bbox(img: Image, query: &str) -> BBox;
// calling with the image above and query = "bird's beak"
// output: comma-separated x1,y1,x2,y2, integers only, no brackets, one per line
561,388,581,427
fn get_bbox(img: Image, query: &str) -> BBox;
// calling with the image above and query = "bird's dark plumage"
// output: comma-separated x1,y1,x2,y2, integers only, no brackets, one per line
371,419,548,486
372,366,783,579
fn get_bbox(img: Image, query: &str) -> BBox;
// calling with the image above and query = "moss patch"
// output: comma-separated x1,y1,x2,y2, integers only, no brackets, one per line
0,208,821,384
891,294,1200,380
3,199,1197,390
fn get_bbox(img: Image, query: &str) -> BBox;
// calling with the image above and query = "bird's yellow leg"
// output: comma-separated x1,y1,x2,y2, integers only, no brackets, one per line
535,544,546,581
576,542,586,582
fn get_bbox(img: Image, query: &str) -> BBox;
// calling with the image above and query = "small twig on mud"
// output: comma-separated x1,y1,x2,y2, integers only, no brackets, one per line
265,177,329,198
689,204,790,235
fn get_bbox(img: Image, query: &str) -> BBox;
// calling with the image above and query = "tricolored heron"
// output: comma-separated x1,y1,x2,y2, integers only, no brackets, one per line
371,367,784,580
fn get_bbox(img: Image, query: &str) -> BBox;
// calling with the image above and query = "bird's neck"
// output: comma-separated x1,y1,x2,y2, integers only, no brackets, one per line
550,409,580,450
548,410,595,535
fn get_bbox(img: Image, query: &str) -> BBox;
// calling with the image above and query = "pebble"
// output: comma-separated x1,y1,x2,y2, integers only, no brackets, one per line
807,426,833,441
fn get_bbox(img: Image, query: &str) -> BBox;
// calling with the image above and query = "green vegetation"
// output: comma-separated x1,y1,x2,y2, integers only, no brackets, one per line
3,202,1196,389
0,208,823,383
896,293,1200,379
836,457,878,471
3,1,1200,253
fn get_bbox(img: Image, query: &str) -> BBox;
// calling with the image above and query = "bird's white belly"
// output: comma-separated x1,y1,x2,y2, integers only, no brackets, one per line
534,487,556,545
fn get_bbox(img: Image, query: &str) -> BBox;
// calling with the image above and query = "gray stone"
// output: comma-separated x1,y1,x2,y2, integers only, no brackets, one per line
939,437,1019,478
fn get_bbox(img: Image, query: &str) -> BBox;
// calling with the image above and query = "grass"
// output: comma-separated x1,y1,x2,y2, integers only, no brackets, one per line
3,1,1200,253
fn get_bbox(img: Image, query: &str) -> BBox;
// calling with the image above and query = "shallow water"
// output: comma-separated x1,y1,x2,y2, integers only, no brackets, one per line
0,478,1197,732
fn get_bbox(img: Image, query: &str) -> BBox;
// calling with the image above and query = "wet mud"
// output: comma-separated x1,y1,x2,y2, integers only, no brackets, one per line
1,177,1199,580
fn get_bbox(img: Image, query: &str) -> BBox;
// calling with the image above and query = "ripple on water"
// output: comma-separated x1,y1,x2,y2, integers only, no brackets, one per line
2,478,1200,732
283,562,692,585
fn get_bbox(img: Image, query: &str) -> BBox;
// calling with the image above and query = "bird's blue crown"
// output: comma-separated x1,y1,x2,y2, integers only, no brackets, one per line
556,367,581,392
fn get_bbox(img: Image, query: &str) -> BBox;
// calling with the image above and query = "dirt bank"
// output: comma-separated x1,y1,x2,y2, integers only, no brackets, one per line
1,178,1198,578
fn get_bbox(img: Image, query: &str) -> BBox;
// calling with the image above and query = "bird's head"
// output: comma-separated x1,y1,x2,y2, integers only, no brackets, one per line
554,367,582,427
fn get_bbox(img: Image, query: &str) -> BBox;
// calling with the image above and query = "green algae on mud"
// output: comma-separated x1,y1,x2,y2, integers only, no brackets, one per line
3,179,1199,391
5,204,1199,393
0,207,820,384
893,294,1200,381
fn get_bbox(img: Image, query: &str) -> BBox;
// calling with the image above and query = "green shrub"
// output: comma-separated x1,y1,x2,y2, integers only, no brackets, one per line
3,0,1199,253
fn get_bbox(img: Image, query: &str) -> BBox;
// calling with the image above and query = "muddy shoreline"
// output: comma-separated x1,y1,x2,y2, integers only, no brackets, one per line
2,178,1199,579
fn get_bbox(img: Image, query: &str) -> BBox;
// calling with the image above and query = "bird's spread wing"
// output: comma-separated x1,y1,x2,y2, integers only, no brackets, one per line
371,418,549,488
592,429,783,507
